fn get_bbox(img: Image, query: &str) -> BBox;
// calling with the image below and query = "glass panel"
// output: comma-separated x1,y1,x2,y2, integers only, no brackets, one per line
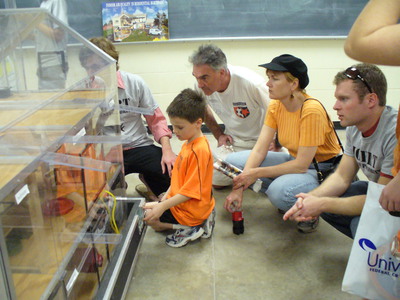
0,8,129,299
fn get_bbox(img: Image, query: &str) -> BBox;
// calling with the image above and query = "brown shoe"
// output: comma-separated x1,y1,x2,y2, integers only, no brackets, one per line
135,184,158,202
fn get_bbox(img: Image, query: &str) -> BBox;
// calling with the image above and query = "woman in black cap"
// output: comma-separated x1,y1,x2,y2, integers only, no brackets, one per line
223,54,341,233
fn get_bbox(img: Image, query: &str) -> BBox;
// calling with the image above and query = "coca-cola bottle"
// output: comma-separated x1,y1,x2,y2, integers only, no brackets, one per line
232,210,244,235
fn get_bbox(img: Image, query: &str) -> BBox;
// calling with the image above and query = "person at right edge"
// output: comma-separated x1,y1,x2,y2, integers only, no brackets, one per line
343,0,400,216
283,63,397,238
223,54,341,233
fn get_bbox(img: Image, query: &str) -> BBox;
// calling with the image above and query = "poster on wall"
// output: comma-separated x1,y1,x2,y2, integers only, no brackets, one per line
102,1,169,42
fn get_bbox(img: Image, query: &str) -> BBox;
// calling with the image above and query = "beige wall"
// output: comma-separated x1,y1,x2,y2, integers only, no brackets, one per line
114,38,399,123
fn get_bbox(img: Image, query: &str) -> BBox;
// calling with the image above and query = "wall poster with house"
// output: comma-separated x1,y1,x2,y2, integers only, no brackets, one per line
102,1,168,42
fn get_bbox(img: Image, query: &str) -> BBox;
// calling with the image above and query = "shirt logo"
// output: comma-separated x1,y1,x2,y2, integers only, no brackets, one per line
233,106,250,119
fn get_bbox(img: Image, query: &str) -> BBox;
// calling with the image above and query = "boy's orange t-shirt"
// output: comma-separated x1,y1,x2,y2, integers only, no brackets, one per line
169,136,215,226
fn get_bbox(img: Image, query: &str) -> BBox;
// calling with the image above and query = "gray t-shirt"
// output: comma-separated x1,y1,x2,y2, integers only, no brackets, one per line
344,106,398,181
117,70,158,149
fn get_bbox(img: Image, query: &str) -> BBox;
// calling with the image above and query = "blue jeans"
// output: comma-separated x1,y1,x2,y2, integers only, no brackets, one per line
225,150,335,212
321,181,369,239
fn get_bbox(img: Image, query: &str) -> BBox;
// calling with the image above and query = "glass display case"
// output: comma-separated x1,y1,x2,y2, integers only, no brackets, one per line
0,8,146,299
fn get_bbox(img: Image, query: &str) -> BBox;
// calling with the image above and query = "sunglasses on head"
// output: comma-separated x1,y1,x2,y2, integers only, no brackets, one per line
344,67,373,93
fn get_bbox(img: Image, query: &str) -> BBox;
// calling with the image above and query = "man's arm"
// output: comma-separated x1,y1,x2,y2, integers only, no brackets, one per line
285,165,392,222
345,0,400,65
283,154,360,221
309,154,358,197
159,135,176,176
144,107,176,175
204,105,233,146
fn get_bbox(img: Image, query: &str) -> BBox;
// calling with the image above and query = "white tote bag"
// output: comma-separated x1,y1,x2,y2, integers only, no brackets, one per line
342,182,400,300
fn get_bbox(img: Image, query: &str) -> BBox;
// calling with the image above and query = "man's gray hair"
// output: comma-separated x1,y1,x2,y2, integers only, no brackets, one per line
189,44,228,71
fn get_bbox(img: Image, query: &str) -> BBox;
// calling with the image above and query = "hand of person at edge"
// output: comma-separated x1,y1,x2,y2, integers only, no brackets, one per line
217,134,234,147
161,150,177,177
379,175,400,212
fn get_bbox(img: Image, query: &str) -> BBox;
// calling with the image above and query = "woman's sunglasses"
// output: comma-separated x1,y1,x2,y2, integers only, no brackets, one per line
344,67,373,93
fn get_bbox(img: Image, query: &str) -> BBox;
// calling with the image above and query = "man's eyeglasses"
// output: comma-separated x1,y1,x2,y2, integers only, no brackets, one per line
344,67,373,93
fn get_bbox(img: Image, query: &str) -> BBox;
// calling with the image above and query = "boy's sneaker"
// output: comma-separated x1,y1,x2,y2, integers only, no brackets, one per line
202,208,216,238
297,217,319,233
166,226,204,248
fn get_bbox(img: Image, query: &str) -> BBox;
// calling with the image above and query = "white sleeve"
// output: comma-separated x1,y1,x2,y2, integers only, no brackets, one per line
51,0,68,25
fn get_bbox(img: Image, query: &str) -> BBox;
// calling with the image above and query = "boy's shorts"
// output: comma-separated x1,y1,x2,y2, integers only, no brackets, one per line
160,209,179,225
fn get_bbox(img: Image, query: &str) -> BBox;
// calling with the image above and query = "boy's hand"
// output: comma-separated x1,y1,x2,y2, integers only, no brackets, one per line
143,202,158,209
143,202,165,222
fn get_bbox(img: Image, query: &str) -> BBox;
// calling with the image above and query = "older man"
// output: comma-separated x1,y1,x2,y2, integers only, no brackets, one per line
189,44,272,189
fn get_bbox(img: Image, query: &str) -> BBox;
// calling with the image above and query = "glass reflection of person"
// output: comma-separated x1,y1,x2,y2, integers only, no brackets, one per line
79,37,176,201
36,0,68,90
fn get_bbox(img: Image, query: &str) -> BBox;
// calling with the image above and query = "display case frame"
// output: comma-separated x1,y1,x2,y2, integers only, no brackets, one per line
0,8,146,299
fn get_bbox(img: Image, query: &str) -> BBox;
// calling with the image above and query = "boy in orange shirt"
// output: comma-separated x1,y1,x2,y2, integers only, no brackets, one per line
143,88,216,247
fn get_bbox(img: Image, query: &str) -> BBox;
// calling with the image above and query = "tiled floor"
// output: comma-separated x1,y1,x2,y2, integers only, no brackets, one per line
124,132,358,300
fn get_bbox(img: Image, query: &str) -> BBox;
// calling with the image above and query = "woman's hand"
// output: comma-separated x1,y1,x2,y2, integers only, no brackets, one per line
232,169,257,190
224,188,244,213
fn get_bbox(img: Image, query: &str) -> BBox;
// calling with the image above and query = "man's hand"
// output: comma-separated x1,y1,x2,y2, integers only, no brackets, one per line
283,197,304,221
268,138,282,152
283,193,322,222
217,134,234,147
161,149,176,177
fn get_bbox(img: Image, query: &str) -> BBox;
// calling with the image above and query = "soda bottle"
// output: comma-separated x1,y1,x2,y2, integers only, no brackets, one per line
232,210,244,235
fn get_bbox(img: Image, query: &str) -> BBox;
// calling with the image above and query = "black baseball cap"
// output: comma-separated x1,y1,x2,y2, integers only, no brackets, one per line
259,54,309,89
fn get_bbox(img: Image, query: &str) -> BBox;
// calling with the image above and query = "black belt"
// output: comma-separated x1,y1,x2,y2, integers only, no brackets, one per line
320,155,340,164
